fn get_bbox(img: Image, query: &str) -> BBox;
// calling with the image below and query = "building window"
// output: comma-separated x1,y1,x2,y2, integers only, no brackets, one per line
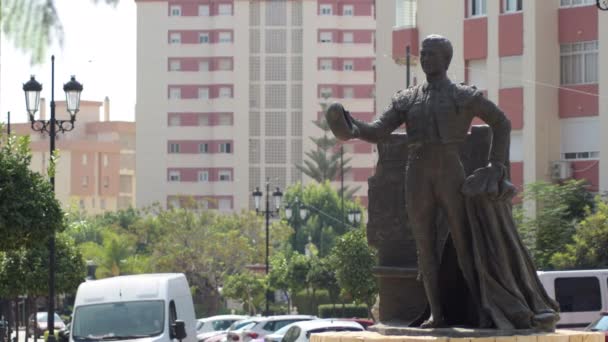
199,32,210,44
218,198,231,210
504,0,522,12
169,143,180,153
560,41,598,85
79,199,85,209
560,0,595,7
219,87,232,98
343,60,354,71
343,5,354,16
218,3,232,15
103,176,110,188
199,143,209,153
169,116,181,126
320,31,333,43
343,87,354,99
103,154,109,167
217,113,232,125
169,170,181,182
320,4,332,15
563,151,600,160
82,176,89,188
395,0,417,27
219,143,232,153
218,170,232,181
320,59,333,70
218,58,232,70
199,115,210,126
219,32,232,43
199,87,210,99
170,33,181,44
469,0,487,17
82,154,88,165
169,60,181,71
320,87,333,98
342,32,354,43
199,60,210,71
100,199,106,210
199,4,210,16
169,87,181,99
170,5,181,16
198,170,209,182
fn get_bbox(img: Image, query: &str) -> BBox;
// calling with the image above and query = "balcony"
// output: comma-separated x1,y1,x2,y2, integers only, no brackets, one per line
317,71,374,85
166,43,234,58
316,43,375,58
167,16,235,30
317,16,375,30
392,27,419,64
167,71,234,84
167,97,235,113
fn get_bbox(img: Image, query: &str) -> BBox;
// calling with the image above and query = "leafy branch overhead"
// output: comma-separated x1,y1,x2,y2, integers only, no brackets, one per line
1,0,119,64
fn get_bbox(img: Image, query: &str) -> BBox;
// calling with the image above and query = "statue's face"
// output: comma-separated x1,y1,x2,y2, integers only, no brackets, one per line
420,43,448,76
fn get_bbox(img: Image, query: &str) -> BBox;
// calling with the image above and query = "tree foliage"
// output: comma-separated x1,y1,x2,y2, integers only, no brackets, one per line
221,271,265,315
514,180,593,269
330,229,377,320
0,134,63,251
283,182,364,256
1,0,119,64
551,196,608,269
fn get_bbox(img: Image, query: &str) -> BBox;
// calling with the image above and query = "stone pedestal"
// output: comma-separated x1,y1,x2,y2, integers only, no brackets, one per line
310,330,603,342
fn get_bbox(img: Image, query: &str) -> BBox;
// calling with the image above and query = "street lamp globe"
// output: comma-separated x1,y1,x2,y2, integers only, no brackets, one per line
285,205,293,219
63,76,84,118
22,75,42,118
252,187,263,210
272,187,283,210
299,208,308,220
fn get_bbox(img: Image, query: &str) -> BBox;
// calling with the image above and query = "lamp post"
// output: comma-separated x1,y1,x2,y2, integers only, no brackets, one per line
22,55,83,342
252,179,283,315
284,196,308,252
347,208,362,226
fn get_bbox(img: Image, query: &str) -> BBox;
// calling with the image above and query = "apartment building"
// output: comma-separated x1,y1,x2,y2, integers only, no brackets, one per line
135,0,376,211
12,97,136,213
378,0,607,193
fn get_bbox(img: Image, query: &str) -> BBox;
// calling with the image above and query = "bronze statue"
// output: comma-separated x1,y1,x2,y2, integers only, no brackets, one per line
326,35,560,331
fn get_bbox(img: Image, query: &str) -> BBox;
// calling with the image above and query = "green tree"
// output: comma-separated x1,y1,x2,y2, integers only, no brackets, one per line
551,196,608,269
0,134,63,250
283,182,364,256
221,271,265,315
1,0,118,64
515,180,593,269
331,229,377,320
308,257,340,310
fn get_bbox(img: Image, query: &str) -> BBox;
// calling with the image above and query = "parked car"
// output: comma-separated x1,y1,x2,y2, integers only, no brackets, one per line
227,316,316,342
261,322,299,342
586,312,608,342
206,319,262,342
281,320,364,342
28,312,66,337
197,315,249,342
326,318,373,330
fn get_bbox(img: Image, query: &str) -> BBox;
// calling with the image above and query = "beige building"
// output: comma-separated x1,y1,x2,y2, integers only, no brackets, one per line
135,0,376,211
378,0,606,194
12,97,136,214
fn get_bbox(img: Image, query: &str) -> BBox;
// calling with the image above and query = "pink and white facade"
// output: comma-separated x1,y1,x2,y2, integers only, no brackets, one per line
135,0,376,211
12,98,136,214
378,0,608,195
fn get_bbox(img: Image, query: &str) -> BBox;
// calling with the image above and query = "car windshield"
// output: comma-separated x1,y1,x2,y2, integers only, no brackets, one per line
72,300,164,340
212,320,235,331
36,313,63,323
588,315,608,331
229,320,257,331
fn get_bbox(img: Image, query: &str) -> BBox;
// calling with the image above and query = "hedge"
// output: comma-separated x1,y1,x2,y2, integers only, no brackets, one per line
318,304,368,318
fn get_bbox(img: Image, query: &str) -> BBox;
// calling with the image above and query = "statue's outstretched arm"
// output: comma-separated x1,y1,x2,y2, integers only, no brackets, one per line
325,102,403,143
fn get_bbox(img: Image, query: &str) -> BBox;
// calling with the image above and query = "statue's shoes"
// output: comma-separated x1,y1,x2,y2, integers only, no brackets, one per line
532,311,559,331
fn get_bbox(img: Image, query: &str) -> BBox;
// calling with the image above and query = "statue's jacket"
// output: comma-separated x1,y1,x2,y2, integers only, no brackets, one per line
351,78,511,166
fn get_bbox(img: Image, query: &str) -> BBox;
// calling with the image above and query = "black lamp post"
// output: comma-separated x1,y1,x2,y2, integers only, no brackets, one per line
252,179,283,315
347,208,362,226
284,196,308,252
22,55,82,342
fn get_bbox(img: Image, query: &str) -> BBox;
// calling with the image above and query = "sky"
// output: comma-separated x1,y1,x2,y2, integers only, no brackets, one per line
0,0,136,124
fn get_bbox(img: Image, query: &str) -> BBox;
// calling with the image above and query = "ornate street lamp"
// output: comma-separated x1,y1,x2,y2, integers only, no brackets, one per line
347,208,362,226
23,55,82,342
252,179,283,315
284,197,308,252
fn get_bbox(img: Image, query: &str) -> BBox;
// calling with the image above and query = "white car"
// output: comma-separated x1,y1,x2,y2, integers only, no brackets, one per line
227,315,316,342
280,320,364,342
197,315,249,342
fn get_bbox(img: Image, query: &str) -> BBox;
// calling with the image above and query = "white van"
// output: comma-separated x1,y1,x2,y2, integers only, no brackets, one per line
537,269,608,329
70,273,196,342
